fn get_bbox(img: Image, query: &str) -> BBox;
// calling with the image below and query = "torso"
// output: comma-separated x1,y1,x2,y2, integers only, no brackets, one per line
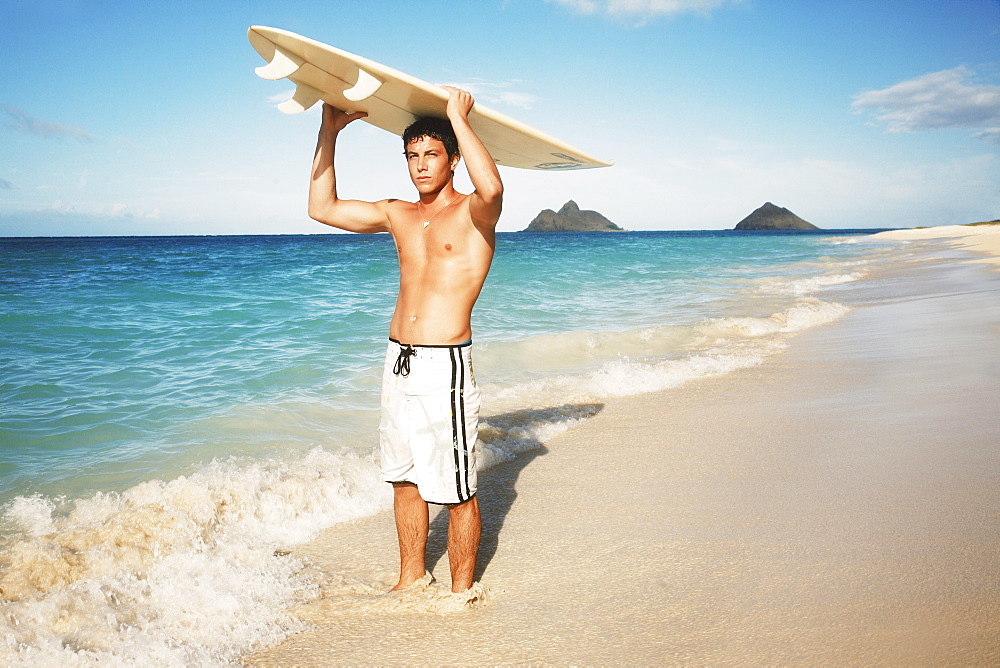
384,193,495,345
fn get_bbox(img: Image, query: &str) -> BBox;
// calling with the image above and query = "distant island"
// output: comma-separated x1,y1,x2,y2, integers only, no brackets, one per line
734,202,819,231
522,200,624,232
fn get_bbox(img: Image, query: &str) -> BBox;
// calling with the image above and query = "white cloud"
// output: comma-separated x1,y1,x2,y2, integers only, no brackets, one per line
852,66,1000,142
975,127,1000,145
268,90,294,104
0,206,168,237
440,81,540,110
548,0,742,19
1,104,97,142
551,0,600,12
607,0,737,16
41,200,161,220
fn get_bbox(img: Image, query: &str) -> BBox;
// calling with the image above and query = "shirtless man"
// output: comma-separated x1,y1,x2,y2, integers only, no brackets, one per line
307,88,503,593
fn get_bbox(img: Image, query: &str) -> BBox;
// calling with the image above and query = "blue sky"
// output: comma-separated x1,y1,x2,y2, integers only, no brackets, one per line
1,0,998,235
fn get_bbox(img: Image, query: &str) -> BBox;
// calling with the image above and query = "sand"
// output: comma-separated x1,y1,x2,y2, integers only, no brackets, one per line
246,224,1000,665
876,222,1000,269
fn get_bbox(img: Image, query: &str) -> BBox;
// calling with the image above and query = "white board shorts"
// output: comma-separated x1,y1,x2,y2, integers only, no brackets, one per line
379,338,480,505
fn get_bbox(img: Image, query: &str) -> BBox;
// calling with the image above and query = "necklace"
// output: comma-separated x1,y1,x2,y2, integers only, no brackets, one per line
416,195,457,229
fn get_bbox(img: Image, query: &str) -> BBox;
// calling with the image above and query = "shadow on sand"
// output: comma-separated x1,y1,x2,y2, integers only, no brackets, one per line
423,402,604,581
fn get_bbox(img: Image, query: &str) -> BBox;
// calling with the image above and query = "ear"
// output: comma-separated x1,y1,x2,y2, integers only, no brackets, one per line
450,154,461,171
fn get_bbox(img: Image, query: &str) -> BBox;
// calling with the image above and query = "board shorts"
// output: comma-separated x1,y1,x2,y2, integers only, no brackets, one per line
379,338,480,505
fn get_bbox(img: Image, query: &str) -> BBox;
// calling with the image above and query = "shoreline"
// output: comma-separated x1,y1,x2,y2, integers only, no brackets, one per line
246,224,1000,665
872,222,1000,270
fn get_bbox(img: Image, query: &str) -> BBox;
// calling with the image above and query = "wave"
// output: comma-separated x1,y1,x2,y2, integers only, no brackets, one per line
485,297,850,405
0,449,385,664
0,398,604,665
754,272,865,295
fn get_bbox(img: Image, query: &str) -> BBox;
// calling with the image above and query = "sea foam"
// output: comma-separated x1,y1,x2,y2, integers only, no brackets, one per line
485,297,850,406
0,449,386,665
0,401,611,665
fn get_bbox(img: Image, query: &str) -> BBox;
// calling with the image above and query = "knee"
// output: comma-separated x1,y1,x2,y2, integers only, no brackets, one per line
448,494,480,517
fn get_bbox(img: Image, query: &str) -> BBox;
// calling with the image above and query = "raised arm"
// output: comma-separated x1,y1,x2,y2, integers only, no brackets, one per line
308,104,391,234
443,87,503,230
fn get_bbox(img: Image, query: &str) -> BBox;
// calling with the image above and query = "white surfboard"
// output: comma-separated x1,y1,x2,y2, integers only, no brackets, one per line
247,26,613,171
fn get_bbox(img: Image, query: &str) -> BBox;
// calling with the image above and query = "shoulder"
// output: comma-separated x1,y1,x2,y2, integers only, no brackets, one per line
382,198,417,217
381,198,417,235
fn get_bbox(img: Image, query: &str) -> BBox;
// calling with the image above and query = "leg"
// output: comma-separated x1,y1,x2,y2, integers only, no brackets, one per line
447,495,481,593
391,482,429,591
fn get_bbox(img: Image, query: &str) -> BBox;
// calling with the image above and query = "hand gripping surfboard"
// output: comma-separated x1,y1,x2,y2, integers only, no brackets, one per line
248,26,613,170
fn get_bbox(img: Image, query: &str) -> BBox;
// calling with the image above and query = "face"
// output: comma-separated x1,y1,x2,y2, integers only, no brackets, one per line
405,136,459,195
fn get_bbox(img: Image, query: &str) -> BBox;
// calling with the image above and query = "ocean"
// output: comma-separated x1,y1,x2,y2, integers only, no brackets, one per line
1,229,892,663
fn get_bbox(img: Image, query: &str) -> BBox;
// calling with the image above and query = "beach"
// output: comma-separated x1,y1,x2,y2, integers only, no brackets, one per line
2,227,997,664
246,224,1000,665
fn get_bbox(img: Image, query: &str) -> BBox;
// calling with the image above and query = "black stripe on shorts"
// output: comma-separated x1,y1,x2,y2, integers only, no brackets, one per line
449,345,472,503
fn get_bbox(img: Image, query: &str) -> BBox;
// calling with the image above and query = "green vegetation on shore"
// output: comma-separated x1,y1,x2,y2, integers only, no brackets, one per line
915,219,999,229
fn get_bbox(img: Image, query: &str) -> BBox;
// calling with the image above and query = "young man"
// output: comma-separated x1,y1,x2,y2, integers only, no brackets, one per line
307,88,503,593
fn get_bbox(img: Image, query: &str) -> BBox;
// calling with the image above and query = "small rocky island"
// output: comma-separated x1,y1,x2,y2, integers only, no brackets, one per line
522,200,624,232
734,202,819,231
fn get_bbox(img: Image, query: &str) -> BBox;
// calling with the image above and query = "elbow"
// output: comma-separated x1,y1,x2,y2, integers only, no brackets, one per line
307,190,322,222
307,198,335,226
481,180,504,204
307,203,323,223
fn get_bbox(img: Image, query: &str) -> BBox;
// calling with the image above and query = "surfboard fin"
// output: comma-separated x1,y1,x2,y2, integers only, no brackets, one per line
255,46,303,80
343,68,383,102
278,83,323,114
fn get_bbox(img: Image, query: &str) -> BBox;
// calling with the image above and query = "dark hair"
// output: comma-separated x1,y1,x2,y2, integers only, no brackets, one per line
402,117,460,158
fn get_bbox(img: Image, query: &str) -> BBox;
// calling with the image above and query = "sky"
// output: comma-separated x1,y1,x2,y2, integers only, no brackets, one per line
1,0,998,236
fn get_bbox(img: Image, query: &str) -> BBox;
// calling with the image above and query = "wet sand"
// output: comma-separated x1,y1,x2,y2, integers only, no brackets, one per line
247,225,1000,665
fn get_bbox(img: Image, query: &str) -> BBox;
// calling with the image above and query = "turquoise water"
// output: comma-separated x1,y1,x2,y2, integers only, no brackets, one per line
1,230,889,663
2,235,398,503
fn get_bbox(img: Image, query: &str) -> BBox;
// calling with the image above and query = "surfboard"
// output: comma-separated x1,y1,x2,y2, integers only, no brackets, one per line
247,26,613,171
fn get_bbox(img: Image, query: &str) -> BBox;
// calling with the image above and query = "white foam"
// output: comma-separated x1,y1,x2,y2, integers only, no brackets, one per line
1,496,58,538
487,299,850,406
0,406,607,664
475,325,693,381
311,572,496,616
701,299,851,338
756,272,865,296
0,448,389,665
477,404,603,469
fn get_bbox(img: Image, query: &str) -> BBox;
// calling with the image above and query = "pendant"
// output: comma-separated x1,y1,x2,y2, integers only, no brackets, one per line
423,221,430,229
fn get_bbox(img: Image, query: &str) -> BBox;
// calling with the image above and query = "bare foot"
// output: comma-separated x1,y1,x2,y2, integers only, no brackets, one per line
437,582,493,610
389,571,434,592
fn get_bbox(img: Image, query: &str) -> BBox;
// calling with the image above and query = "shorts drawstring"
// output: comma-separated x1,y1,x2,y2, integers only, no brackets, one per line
392,344,416,376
